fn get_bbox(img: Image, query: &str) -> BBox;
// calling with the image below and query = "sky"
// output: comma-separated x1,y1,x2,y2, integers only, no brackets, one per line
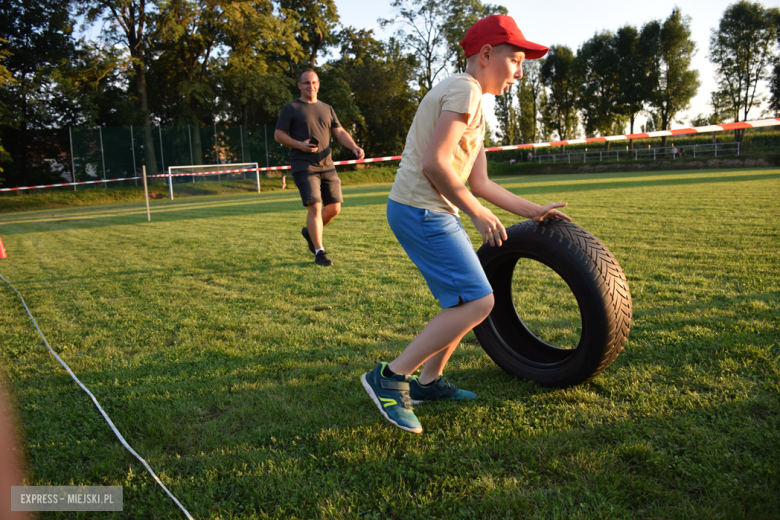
331,0,777,134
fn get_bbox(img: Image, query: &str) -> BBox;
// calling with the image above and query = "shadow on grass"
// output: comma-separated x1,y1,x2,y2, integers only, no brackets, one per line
17,340,779,518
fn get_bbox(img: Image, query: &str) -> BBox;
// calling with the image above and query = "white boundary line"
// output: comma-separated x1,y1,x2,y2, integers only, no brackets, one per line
0,273,194,520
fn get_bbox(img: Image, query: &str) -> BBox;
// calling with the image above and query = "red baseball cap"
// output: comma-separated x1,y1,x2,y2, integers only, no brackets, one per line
460,15,548,60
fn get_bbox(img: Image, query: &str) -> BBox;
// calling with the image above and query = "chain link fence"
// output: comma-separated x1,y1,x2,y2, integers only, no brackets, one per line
68,125,289,189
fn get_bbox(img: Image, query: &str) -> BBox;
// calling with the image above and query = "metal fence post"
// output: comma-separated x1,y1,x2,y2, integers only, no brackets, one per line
264,124,270,167
158,125,165,176
99,126,107,189
130,125,137,186
69,127,77,191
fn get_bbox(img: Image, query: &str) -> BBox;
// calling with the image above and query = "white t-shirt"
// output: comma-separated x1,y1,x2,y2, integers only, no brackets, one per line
389,73,485,214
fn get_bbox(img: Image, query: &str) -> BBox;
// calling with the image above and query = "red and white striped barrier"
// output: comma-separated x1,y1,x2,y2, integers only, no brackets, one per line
485,118,780,152
2,118,778,192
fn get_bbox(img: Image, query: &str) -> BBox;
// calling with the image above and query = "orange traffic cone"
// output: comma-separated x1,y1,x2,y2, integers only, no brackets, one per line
0,236,7,258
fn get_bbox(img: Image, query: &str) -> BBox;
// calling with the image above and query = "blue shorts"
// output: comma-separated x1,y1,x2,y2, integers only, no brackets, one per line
387,199,492,309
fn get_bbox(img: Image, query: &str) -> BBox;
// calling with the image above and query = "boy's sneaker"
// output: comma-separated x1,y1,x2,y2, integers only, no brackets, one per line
361,362,423,434
314,250,333,266
302,227,315,254
409,375,477,404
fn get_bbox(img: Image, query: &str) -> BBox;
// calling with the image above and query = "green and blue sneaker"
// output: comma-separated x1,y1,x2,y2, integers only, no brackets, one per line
361,362,423,434
409,375,477,404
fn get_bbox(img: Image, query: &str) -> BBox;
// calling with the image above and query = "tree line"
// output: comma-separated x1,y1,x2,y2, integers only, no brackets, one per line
0,0,778,188
496,3,780,150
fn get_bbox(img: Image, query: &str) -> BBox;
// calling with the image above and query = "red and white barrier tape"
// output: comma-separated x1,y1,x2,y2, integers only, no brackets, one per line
2,118,778,192
484,118,780,152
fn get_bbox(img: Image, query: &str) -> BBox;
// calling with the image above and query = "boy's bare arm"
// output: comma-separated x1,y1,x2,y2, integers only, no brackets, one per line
422,110,507,246
469,147,571,222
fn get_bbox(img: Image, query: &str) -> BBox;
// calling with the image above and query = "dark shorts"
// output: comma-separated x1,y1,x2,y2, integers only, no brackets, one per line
292,170,343,207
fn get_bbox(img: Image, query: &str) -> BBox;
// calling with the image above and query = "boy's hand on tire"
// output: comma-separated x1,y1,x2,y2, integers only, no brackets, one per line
534,202,572,223
470,206,507,247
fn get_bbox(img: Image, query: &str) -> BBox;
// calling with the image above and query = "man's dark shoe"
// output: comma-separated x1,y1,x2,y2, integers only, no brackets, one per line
361,362,422,434
302,227,315,254
409,375,476,404
314,250,333,266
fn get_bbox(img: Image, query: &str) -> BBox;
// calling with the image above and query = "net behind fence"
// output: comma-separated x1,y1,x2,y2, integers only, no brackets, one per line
68,124,289,190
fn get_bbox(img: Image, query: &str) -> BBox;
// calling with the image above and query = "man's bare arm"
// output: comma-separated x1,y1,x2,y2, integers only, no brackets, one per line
274,129,317,153
331,127,365,159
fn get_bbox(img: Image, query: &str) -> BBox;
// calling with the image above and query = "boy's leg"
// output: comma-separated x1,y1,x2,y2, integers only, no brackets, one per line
388,293,494,381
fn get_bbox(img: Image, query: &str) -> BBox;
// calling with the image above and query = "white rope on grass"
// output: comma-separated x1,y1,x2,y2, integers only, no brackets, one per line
0,273,194,520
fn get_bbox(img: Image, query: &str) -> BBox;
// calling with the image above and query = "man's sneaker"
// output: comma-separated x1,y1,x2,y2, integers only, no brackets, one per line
409,375,477,404
314,250,333,266
361,362,423,434
302,227,315,254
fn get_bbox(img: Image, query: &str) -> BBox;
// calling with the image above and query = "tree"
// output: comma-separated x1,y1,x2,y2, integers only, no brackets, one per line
646,9,700,147
324,29,417,158
541,45,578,140
218,0,304,160
615,24,658,147
81,0,161,176
517,60,542,143
151,0,223,165
277,0,339,71
709,0,780,141
380,0,452,95
576,31,625,147
0,0,80,186
0,40,13,182
494,86,520,145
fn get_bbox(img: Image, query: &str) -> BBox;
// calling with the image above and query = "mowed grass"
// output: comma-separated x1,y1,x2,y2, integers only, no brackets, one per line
0,168,778,519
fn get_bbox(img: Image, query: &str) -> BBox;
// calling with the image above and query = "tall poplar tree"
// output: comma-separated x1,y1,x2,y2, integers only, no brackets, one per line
517,60,542,144
709,1,779,142
646,9,700,147
541,45,578,140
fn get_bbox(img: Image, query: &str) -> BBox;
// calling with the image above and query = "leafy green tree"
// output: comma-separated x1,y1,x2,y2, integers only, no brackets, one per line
81,0,161,175
494,87,520,145
646,9,700,147
324,28,418,158
709,0,780,141
0,40,13,181
517,59,542,143
380,0,451,95
150,0,223,165
541,45,579,140
218,0,304,161
277,0,339,72
0,0,81,186
615,24,658,147
576,31,624,147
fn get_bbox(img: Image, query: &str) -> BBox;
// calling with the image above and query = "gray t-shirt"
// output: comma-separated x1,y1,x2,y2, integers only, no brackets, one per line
276,99,341,174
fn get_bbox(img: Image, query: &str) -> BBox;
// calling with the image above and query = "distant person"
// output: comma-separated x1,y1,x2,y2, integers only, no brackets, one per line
361,15,571,434
528,151,533,162
509,158,516,165
671,146,678,159
274,69,365,266
679,147,685,158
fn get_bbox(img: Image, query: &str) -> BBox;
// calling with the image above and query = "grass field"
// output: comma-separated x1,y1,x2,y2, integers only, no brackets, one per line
0,168,778,519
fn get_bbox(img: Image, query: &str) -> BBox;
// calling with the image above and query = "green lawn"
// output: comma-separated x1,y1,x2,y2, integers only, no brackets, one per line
0,168,778,519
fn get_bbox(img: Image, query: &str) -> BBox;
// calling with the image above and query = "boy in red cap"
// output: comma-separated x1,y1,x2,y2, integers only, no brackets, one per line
361,15,572,434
